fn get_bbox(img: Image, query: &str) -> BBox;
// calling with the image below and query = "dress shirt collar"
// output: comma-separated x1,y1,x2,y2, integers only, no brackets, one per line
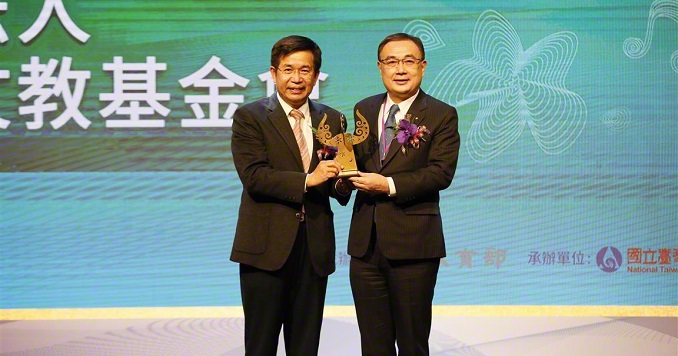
277,93,311,121
385,89,419,119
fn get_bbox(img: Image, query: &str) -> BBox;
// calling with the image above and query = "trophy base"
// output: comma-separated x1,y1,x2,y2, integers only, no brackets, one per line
338,170,359,178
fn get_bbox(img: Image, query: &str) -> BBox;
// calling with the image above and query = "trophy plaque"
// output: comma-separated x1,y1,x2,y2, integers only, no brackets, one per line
315,110,369,178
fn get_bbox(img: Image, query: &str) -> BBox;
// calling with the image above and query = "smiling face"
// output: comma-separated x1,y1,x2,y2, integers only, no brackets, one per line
270,50,319,109
378,39,427,103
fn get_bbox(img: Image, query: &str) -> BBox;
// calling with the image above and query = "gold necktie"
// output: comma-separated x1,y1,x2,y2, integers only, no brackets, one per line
290,109,310,173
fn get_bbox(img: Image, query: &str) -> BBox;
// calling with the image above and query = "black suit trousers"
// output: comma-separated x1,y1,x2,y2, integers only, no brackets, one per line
350,224,440,356
240,223,328,356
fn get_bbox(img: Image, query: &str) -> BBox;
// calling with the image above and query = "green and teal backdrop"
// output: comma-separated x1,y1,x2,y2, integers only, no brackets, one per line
1,0,676,311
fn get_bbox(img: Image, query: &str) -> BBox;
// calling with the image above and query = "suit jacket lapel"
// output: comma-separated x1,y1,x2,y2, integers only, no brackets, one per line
267,95,305,172
365,94,387,172
308,99,324,171
381,91,428,167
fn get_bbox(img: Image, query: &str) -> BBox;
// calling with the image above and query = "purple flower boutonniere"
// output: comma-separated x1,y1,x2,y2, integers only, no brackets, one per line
317,145,338,160
396,115,430,154
311,125,338,160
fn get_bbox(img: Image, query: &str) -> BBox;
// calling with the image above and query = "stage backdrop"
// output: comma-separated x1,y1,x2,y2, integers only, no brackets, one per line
1,0,676,310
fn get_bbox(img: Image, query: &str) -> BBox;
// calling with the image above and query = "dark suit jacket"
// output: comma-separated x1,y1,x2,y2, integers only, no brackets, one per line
348,90,460,260
231,94,350,277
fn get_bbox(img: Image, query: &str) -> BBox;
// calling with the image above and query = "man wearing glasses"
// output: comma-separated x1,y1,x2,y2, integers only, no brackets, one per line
230,35,350,355
347,33,460,355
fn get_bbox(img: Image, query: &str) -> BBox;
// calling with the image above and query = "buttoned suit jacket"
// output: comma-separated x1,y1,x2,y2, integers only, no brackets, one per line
231,94,350,277
348,90,460,260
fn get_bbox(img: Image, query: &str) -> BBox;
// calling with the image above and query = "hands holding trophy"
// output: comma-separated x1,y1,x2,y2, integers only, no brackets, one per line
315,111,369,178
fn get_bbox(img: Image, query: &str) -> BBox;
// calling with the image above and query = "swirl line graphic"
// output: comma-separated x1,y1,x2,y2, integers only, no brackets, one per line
623,0,678,72
403,19,446,51
600,107,631,131
429,10,586,162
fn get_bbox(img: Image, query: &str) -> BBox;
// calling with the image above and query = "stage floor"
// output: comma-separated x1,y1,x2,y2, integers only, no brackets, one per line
2,316,676,355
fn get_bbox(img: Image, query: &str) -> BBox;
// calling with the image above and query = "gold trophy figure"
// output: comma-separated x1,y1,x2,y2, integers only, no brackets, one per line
316,111,369,178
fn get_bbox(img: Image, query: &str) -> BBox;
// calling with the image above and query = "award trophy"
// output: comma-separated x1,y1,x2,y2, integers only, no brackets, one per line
315,110,369,177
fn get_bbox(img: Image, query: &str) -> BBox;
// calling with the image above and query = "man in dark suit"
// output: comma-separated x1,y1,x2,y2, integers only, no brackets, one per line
348,33,460,355
230,35,351,355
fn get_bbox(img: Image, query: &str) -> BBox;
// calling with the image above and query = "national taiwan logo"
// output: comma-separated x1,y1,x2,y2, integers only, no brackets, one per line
597,246,623,273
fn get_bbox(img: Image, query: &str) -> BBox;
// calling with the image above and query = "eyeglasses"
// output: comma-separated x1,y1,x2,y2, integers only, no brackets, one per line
378,57,423,68
276,67,315,78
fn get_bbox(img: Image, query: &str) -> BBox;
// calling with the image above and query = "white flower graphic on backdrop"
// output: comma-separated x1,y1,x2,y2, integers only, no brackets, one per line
429,10,586,162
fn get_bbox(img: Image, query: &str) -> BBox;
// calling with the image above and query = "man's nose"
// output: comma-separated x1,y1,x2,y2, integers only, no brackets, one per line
394,62,407,73
291,71,303,81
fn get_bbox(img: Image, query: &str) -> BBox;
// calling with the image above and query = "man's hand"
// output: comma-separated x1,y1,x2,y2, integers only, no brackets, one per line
307,160,342,188
349,172,390,194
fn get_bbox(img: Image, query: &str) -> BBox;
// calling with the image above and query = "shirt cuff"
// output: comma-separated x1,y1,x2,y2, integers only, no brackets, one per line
387,177,397,196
